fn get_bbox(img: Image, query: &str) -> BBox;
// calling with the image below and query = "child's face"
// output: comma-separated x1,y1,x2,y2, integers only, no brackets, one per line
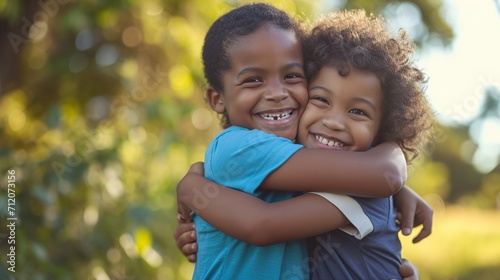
209,25,308,141
297,66,383,151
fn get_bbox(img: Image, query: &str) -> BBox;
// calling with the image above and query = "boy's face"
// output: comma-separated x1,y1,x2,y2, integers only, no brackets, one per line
208,25,308,141
297,66,383,151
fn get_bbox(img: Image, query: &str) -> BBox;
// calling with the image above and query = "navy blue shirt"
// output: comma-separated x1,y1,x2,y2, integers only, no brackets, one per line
308,196,402,280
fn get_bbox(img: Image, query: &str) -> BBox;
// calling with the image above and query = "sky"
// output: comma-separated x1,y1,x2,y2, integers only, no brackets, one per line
419,0,500,172
420,0,500,124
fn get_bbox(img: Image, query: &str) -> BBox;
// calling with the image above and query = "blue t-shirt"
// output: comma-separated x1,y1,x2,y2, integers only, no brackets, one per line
308,196,402,280
193,126,309,280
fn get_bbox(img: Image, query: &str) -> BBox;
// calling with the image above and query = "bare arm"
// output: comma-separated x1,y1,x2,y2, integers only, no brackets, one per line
177,163,349,246
261,142,406,197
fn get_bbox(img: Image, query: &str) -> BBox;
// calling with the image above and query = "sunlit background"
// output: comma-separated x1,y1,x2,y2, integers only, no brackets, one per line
0,0,499,279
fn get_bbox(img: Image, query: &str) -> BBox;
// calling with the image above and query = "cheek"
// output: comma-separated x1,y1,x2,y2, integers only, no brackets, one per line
297,110,313,139
298,106,320,131
296,87,309,110
299,105,318,125
360,124,380,146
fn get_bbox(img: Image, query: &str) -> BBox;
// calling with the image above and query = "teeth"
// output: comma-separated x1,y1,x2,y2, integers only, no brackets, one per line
260,111,292,121
315,135,344,147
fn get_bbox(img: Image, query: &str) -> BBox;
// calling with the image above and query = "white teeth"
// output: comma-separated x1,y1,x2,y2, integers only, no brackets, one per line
260,111,292,121
315,135,344,147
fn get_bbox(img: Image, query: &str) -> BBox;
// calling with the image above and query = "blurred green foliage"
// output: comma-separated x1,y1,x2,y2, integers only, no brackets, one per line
0,0,498,279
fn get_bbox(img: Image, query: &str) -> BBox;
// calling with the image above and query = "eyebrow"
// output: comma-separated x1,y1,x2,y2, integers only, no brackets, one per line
308,85,377,111
236,62,303,79
353,97,377,112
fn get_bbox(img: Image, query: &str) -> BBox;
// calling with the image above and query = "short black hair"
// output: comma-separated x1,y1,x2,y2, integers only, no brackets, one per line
202,2,305,93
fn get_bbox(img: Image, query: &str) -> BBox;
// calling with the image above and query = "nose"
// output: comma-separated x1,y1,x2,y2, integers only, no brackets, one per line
264,80,289,102
322,109,346,131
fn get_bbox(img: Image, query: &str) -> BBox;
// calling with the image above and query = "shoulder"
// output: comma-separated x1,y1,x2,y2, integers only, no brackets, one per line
353,197,396,231
211,126,298,151
217,126,282,141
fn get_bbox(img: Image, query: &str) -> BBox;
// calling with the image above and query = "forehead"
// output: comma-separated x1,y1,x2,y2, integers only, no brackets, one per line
226,25,302,65
312,66,383,107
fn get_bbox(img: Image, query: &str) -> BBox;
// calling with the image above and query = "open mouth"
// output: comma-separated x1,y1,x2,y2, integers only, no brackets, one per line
314,134,345,147
259,110,293,121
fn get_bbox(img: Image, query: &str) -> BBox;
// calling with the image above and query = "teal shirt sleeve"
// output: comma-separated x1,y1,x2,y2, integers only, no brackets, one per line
205,126,303,195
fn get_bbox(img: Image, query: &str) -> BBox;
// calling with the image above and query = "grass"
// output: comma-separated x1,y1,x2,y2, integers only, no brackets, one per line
400,205,500,280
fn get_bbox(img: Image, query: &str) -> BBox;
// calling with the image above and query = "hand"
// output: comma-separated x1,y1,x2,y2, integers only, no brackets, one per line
399,258,420,280
176,162,205,221
394,186,433,243
174,214,198,262
368,142,407,193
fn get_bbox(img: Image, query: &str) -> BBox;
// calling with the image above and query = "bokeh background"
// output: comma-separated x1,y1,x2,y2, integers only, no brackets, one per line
0,0,499,279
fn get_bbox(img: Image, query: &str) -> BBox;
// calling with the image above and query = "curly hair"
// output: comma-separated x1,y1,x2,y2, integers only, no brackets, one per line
303,10,434,161
202,2,306,128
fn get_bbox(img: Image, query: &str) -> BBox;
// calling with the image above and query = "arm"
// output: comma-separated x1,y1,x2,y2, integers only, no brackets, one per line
261,142,406,197
177,164,350,246
394,185,433,243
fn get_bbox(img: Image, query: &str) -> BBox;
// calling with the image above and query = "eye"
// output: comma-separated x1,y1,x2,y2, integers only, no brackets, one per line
311,96,328,103
309,96,329,107
243,77,262,83
284,73,304,82
285,73,301,79
349,108,367,116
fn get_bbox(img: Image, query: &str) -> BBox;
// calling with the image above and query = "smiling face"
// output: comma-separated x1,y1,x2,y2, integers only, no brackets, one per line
297,66,383,151
206,25,308,141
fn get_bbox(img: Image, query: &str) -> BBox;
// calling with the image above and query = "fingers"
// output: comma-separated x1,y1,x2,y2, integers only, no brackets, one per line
177,205,193,223
174,222,196,245
189,162,205,175
397,203,415,236
177,213,185,223
177,211,192,223
400,258,419,280
182,243,198,263
180,232,198,263
412,211,433,243
173,222,198,261
186,252,197,263
412,227,430,243
411,202,433,243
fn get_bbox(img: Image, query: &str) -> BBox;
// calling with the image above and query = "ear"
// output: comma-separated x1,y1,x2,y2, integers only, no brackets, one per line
206,87,226,114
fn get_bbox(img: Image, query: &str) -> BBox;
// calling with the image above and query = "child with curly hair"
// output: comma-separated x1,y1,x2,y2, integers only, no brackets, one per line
301,9,434,278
